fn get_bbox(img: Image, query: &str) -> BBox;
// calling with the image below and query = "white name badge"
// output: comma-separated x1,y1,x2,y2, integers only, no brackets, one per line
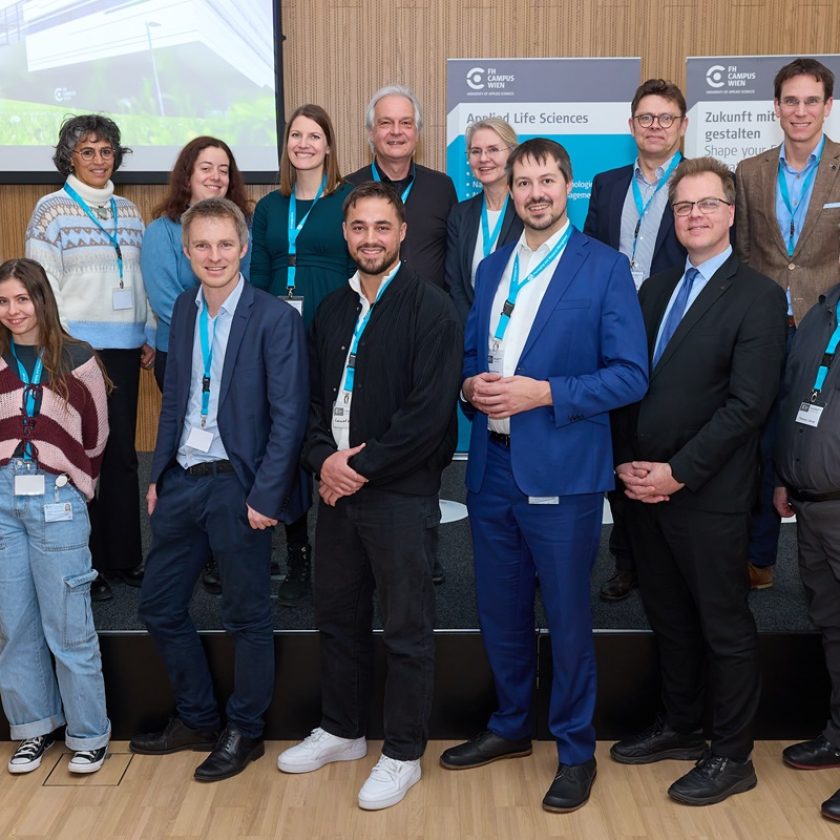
487,339,504,374
631,269,645,291
15,474,45,496
529,496,560,505
332,392,352,431
44,501,73,522
283,295,304,315
112,288,135,310
186,427,214,452
796,401,824,427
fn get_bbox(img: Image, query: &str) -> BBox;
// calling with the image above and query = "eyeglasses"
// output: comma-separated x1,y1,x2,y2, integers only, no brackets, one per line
778,96,825,111
633,113,682,128
74,147,115,161
468,145,510,159
672,197,732,217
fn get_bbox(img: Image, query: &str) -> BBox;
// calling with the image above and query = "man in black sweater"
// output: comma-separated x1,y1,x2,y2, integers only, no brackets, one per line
276,182,463,811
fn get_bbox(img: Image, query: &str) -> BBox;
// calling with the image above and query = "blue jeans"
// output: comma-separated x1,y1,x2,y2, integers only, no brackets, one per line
0,460,110,750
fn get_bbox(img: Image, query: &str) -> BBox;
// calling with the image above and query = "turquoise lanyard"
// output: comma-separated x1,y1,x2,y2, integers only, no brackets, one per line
287,174,326,293
343,266,399,392
630,152,681,266
198,299,216,428
810,321,840,401
371,160,415,204
481,195,510,259
778,150,822,257
493,225,573,343
10,341,44,461
63,182,124,282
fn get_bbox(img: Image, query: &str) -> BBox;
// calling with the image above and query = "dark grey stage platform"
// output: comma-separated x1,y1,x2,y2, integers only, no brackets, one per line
4,459,828,743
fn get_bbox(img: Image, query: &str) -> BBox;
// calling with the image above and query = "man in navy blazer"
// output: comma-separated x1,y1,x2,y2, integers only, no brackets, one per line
440,139,648,812
131,198,308,782
583,78,689,602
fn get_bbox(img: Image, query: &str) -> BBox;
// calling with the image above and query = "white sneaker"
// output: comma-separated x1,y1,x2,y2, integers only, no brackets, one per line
68,745,108,774
8,734,56,774
358,755,421,810
277,727,367,773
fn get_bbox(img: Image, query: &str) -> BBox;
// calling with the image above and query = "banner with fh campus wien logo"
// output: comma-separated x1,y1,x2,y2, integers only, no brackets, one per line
685,54,840,169
446,58,641,228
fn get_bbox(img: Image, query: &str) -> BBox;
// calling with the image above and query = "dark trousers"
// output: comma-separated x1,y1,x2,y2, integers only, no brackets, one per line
468,441,602,765
607,490,634,571
794,498,840,747
153,349,167,393
89,348,142,572
626,500,759,760
138,466,274,739
314,489,438,761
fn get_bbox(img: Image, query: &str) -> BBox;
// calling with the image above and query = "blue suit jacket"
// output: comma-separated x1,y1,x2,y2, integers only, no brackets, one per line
583,164,687,277
151,280,310,523
463,228,649,497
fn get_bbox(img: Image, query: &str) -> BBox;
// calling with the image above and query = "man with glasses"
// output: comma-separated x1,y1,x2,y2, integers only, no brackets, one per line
584,79,689,602
610,157,787,805
735,57,840,590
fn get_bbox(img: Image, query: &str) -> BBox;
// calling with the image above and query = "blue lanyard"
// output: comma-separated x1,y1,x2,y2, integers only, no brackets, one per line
630,152,681,265
811,321,840,399
493,226,573,343
371,160,415,204
778,150,822,257
481,195,509,259
343,264,400,392
287,175,326,293
63,182,124,282
10,341,44,461
198,300,216,427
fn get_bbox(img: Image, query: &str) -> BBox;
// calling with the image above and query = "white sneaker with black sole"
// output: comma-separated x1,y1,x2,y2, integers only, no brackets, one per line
8,734,56,774
68,746,108,774
277,727,367,773
358,755,421,810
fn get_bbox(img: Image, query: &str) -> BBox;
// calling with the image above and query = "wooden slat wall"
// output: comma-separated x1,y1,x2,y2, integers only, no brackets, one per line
2,0,839,449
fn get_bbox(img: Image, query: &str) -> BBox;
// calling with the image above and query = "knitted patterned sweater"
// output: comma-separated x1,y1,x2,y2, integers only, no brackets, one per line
25,174,154,350
0,344,109,500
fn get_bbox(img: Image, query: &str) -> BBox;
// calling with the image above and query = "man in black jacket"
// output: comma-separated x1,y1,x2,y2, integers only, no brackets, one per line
276,182,463,811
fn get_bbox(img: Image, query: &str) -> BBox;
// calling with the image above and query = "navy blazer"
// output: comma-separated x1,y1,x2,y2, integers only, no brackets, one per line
463,228,649,497
445,192,523,323
151,280,310,523
583,164,686,277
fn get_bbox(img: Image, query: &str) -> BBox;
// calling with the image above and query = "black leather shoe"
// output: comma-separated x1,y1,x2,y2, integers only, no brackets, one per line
201,560,222,595
599,569,637,601
611,716,706,764
130,717,219,755
542,758,597,813
783,735,840,769
90,574,113,603
432,559,446,586
821,788,840,821
668,754,757,805
109,564,145,588
194,727,265,782
440,731,532,769
277,544,311,606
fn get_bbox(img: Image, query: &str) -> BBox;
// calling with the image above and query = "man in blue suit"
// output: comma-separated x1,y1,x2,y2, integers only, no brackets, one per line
130,198,308,782
440,139,648,812
584,78,689,602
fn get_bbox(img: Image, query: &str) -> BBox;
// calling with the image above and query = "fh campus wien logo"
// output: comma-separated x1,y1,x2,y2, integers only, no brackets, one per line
706,63,757,91
466,66,516,92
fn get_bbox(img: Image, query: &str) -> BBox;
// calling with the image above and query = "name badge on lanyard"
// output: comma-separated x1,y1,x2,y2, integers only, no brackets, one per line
283,296,304,316
287,175,326,296
332,390,352,433
629,152,681,271
798,318,840,428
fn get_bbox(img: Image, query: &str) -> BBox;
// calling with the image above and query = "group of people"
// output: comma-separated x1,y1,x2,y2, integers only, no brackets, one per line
1,56,839,823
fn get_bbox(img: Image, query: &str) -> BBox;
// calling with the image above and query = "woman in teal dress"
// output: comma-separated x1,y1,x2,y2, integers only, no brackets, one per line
251,104,354,604
251,104,354,331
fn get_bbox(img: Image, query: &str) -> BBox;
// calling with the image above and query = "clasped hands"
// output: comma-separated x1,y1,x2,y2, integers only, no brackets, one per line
319,443,368,506
616,461,684,504
463,372,551,418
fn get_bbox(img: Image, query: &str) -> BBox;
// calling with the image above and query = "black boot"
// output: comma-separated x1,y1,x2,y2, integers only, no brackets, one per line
277,544,311,606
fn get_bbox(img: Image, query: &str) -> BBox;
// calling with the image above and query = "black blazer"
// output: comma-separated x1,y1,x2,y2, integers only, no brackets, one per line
444,192,523,324
584,164,686,277
612,253,787,513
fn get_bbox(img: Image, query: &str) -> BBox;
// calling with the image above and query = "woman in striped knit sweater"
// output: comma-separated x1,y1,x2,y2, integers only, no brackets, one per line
0,258,111,775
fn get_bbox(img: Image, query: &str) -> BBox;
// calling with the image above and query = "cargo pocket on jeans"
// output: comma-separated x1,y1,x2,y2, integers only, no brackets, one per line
63,569,98,649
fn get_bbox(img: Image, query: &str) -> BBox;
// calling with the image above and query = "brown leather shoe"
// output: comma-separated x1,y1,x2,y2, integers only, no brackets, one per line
599,569,637,601
747,563,774,590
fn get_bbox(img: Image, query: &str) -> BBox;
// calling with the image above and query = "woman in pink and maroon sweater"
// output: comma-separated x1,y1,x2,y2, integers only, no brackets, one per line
0,258,111,775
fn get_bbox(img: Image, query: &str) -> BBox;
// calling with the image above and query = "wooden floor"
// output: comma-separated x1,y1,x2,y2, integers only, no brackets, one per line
0,740,838,839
